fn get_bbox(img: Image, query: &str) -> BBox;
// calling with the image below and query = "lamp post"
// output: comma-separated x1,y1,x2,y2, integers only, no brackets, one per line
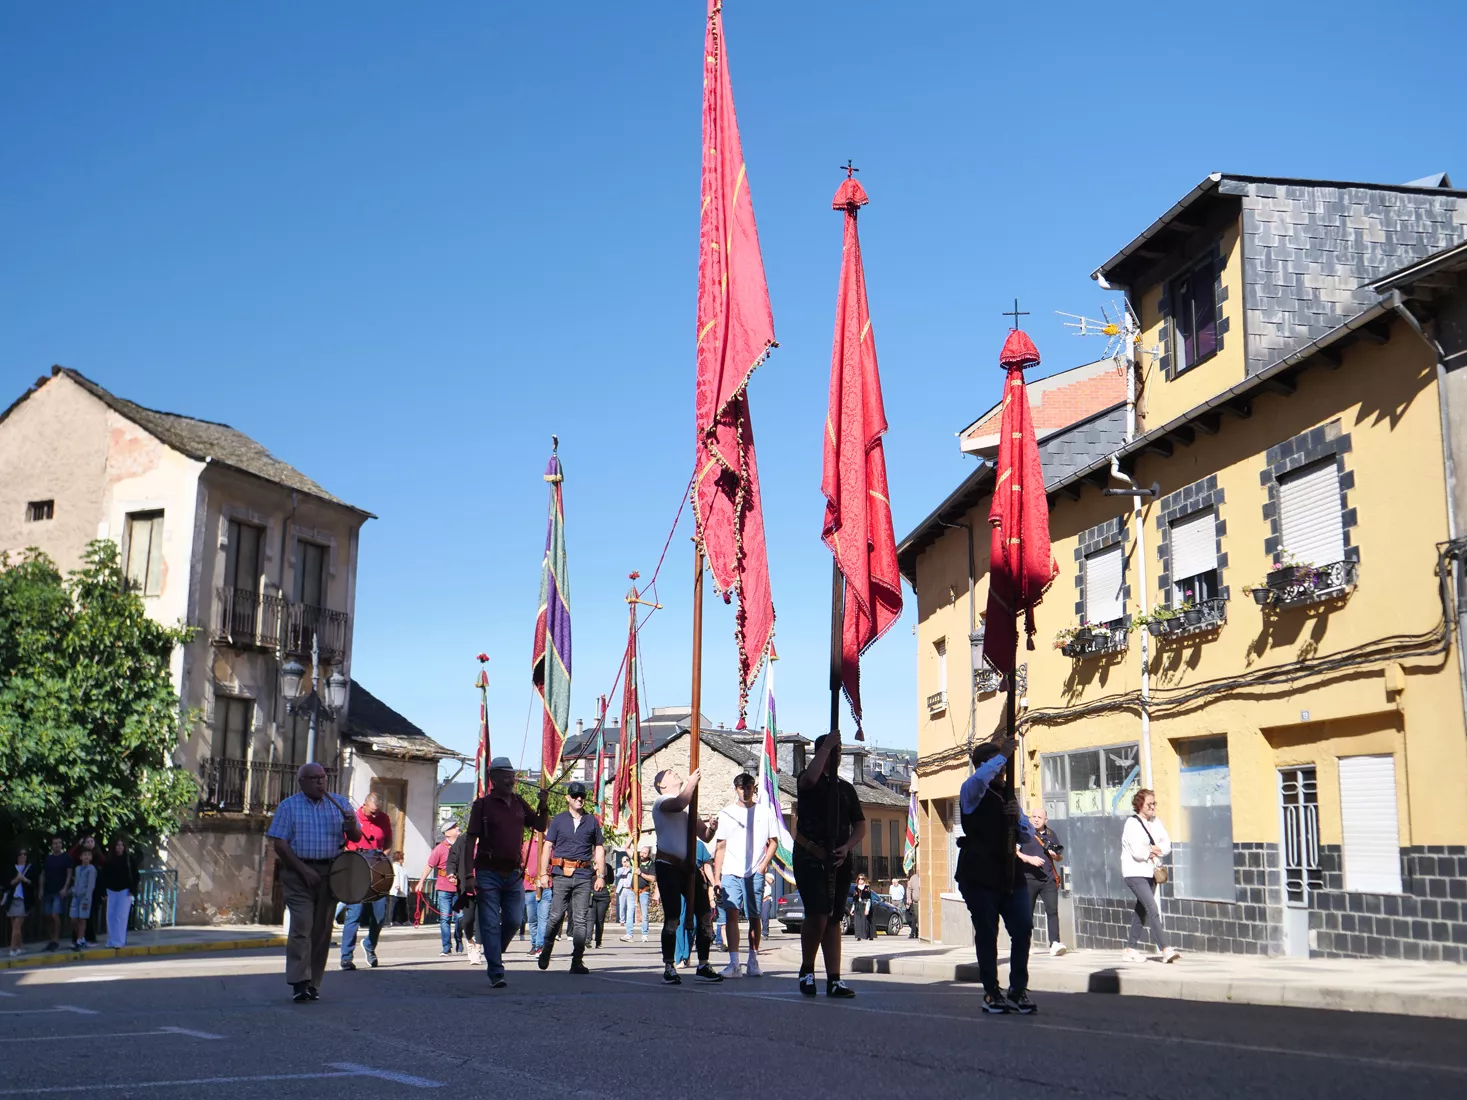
280,632,349,765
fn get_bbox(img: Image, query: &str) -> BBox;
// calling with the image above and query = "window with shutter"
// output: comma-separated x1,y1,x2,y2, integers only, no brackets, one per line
1338,755,1403,893
1279,461,1345,567
1084,545,1124,624
1170,510,1219,604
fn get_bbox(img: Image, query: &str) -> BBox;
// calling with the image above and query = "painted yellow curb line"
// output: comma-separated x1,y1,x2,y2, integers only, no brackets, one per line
0,935,287,971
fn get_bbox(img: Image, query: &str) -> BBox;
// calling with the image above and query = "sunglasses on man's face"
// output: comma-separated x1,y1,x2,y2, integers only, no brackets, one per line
568,794,585,800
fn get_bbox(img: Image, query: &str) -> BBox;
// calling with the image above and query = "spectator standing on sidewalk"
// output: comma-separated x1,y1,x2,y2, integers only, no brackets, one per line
100,839,139,949
792,732,866,1000
850,874,875,941
340,791,393,971
615,854,635,932
591,868,612,949
388,852,410,926
956,737,1038,1015
68,837,102,942
712,771,778,978
521,835,548,954
266,763,362,1003
621,841,654,943
40,838,73,952
1122,789,1179,964
67,848,97,949
420,823,459,957
6,848,38,956
906,869,920,939
1019,805,1066,956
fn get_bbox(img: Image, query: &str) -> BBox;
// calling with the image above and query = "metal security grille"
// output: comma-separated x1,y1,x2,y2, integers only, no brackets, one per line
1280,766,1322,905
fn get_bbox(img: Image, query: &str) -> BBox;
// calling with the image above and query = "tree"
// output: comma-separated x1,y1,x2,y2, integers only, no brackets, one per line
0,541,198,851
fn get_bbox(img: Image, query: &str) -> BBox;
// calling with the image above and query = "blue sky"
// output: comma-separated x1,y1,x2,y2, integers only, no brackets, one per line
3,2,1464,766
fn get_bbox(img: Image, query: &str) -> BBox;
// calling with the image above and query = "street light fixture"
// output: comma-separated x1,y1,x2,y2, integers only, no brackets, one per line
283,632,347,765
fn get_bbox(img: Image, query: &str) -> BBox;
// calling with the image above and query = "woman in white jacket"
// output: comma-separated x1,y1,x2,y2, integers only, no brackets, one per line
1120,789,1180,963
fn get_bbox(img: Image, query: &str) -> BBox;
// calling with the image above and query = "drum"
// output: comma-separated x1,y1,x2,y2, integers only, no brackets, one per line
330,849,394,905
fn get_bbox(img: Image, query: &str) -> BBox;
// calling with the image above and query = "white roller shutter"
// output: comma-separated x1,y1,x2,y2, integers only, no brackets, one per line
1279,461,1345,566
1170,510,1218,581
1338,755,1403,893
1084,545,1124,623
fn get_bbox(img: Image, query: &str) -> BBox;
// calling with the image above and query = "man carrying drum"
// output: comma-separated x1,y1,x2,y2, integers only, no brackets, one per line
267,763,362,1003
340,790,394,971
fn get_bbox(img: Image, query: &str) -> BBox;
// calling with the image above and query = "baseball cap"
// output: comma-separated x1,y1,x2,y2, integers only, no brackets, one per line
567,781,588,798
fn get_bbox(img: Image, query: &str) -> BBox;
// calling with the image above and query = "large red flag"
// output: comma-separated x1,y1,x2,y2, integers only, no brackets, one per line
981,329,1058,674
822,177,902,738
692,0,776,723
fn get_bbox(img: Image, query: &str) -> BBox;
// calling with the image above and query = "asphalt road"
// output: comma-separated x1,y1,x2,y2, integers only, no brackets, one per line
2,931,1465,1099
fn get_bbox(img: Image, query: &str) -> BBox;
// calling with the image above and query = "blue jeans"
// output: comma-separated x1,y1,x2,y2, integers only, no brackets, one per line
474,870,526,981
435,890,457,953
961,880,1032,995
618,890,650,935
524,890,543,950
341,897,386,964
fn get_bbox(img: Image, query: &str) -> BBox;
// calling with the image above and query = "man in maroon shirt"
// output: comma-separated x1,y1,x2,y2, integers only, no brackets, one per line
340,791,394,971
464,757,548,987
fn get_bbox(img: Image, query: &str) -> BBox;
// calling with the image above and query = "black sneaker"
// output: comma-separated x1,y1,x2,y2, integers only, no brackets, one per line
44,941,59,953
292,982,311,1003
306,985,320,1001
662,964,682,985
1006,989,1038,1015
693,963,724,983
367,956,379,969
490,976,508,988
537,942,553,971
982,988,1013,1014
340,960,356,971
798,973,818,997
570,961,590,975
826,979,856,999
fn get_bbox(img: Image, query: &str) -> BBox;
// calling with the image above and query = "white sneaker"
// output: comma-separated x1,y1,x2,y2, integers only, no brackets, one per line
745,953,762,978
620,934,633,942
1162,947,1181,963
1049,941,1067,957
719,961,743,979
1122,947,1144,962
641,934,649,943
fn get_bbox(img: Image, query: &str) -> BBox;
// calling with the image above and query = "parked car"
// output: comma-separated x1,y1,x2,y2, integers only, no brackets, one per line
775,887,805,932
842,889,905,937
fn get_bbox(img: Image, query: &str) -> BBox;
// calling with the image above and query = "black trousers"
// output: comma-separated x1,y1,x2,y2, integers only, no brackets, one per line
961,879,1032,995
1030,876,1060,944
654,861,711,966
543,874,593,962
591,889,611,947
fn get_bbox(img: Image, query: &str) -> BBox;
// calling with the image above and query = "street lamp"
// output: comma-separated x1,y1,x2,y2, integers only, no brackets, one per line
283,632,348,765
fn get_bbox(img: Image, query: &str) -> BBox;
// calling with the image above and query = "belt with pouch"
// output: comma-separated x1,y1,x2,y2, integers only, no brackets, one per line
550,858,591,876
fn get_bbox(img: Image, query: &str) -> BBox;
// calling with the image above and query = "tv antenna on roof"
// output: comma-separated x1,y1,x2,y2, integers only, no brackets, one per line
1055,300,1159,370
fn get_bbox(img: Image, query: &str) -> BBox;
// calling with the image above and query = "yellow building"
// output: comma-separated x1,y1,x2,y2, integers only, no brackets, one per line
900,173,1467,960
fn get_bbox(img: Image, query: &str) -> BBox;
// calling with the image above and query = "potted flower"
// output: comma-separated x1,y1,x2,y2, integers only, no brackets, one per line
1053,625,1081,651
1180,592,1202,627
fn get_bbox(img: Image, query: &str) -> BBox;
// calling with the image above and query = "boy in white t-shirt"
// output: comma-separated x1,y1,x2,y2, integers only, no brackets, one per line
712,772,778,978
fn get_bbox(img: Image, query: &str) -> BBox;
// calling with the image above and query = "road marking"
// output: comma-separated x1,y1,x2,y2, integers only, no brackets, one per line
0,990,17,997
328,1063,444,1087
0,1005,98,1017
0,1064,444,1095
159,1026,224,1039
731,990,1467,1076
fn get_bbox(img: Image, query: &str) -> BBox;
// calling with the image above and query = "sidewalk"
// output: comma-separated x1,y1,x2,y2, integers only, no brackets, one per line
0,922,442,972
771,937,1467,1020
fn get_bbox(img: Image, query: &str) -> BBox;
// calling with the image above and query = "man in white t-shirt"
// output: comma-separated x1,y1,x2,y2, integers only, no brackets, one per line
712,772,778,978
650,768,723,986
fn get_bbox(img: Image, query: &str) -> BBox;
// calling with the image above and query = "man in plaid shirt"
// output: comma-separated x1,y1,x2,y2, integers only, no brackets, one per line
268,763,362,1002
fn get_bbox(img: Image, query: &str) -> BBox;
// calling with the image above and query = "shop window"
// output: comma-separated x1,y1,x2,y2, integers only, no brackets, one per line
1175,737,1235,902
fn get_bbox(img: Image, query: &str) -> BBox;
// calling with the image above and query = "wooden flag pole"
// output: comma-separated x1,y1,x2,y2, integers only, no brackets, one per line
1002,635,1019,891
686,543,705,936
827,559,843,894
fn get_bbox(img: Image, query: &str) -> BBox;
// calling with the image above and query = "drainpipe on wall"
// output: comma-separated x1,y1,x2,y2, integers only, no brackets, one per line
1390,299,1467,733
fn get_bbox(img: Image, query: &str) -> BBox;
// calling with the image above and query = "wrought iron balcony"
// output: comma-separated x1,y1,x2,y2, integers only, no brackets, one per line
926,691,947,716
285,602,349,663
1251,561,1358,610
213,587,285,650
974,667,1004,694
1060,621,1129,659
198,756,340,815
1146,597,1228,640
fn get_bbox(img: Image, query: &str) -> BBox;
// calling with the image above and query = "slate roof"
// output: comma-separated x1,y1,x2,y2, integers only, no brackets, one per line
342,680,458,761
0,366,369,515
439,781,475,806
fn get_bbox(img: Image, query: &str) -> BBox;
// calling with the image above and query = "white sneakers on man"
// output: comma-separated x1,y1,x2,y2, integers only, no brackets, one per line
1122,947,1144,962
719,960,744,979
1048,941,1067,957
745,952,762,977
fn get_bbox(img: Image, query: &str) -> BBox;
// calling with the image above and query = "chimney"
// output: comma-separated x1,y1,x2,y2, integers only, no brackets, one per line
793,739,808,776
854,749,866,785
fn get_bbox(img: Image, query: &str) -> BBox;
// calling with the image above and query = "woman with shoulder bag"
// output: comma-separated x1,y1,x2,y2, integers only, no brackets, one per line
1120,789,1179,963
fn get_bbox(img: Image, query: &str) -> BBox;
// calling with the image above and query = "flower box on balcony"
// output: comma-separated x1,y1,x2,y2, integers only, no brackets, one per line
1059,621,1128,659
1249,561,1358,611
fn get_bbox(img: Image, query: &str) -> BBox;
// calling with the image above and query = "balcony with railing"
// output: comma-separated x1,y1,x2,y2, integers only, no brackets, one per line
1144,597,1229,641
198,757,340,815
1058,619,1129,659
1250,560,1359,610
212,587,349,663
926,691,948,716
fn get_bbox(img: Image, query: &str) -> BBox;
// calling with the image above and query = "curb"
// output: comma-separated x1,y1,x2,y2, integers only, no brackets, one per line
1,936,287,972
778,946,1467,1021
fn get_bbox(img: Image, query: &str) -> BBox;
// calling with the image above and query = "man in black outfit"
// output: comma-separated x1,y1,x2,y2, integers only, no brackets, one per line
792,731,866,999
956,736,1038,1014
1018,805,1065,956
536,781,606,975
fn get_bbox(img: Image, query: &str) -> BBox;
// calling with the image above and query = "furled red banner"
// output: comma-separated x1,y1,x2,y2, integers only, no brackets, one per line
612,588,642,851
981,330,1057,674
532,450,572,779
692,0,776,724
821,177,903,738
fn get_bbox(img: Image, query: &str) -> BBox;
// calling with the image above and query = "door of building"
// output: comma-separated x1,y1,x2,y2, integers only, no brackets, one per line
370,778,408,857
1278,766,1322,957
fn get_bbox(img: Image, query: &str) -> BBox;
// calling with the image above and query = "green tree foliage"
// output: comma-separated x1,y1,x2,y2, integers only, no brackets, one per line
0,541,198,849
